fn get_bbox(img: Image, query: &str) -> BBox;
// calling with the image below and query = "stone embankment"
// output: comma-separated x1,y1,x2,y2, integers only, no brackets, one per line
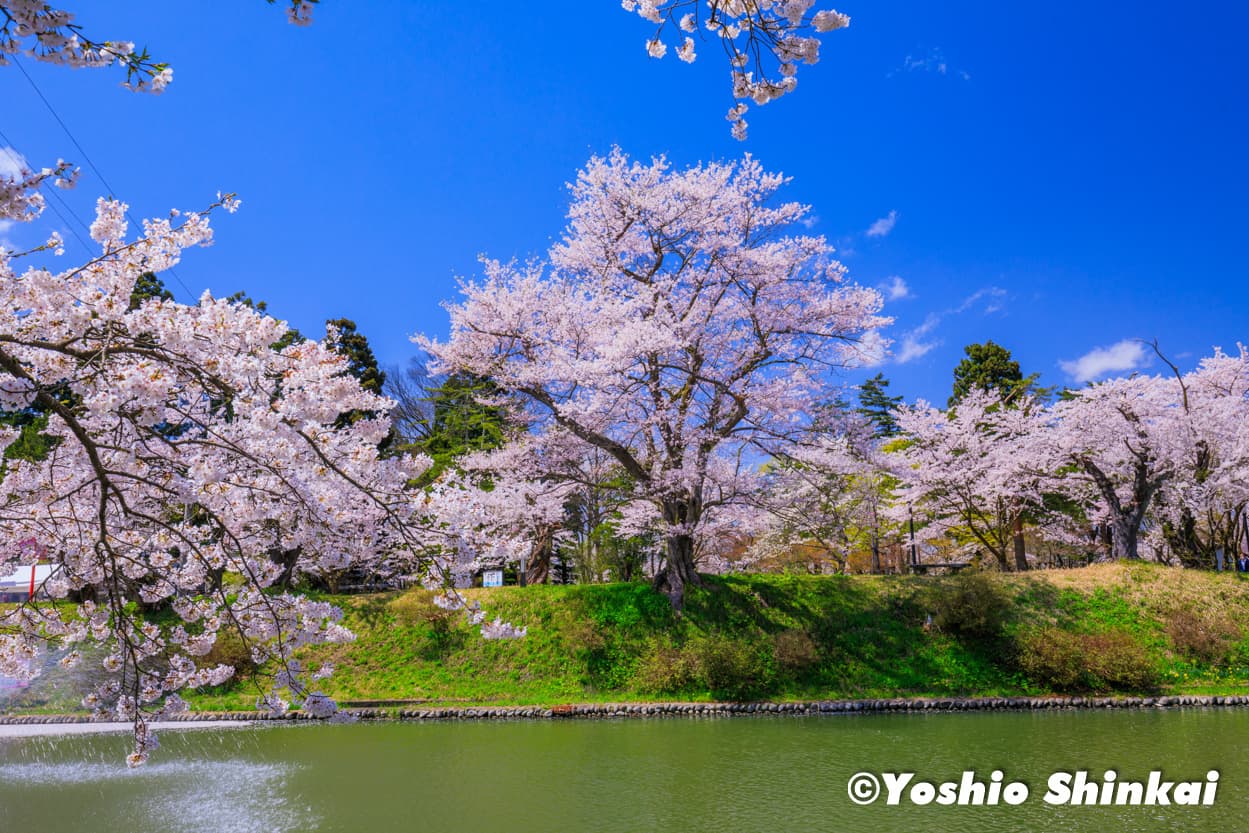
4,694,1248,725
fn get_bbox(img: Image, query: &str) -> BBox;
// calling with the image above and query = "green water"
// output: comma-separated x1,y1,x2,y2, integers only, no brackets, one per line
0,709,1244,832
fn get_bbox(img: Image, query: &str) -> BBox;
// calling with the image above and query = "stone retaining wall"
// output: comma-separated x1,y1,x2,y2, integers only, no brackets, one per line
3,694,1248,725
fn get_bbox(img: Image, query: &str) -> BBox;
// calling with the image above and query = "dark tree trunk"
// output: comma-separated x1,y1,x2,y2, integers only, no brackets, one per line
1011,513,1029,572
525,525,555,585
654,532,701,610
1080,458,1162,562
1163,508,1208,568
269,546,301,589
870,530,881,575
988,547,1010,571
652,496,704,608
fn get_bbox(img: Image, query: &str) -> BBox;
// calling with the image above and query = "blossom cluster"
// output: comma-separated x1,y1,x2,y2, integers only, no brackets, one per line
622,0,850,138
423,149,887,603
0,194,443,761
890,350,1249,565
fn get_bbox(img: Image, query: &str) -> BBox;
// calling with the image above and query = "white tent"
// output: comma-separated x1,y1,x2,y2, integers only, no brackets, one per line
0,564,57,595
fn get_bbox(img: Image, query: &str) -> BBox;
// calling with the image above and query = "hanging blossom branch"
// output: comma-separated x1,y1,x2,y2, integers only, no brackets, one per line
0,1,319,91
0,157,78,223
0,192,529,766
0,1,314,228
623,0,850,139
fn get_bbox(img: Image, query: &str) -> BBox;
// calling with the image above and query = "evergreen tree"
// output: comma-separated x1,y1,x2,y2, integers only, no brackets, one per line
325,318,385,397
384,364,509,484
128,271,174,310
949,341,1043,407
856,373,903,437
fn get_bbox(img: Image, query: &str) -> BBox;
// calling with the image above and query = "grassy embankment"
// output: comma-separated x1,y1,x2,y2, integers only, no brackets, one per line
183,562,1249,711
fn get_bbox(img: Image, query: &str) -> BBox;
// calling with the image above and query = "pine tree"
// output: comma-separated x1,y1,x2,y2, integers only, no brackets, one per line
856,373,903,437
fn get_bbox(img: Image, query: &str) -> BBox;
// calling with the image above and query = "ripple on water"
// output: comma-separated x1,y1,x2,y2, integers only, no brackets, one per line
0,760,315,833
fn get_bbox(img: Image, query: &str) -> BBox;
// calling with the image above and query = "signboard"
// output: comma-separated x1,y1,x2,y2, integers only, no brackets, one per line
483,570,504,588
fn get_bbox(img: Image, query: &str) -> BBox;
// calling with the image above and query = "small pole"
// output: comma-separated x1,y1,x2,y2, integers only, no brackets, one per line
909,505,918,572
28,564,36,600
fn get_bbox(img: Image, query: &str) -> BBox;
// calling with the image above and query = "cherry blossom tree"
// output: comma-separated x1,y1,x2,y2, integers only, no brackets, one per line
423,150,887,607
0,194,470,765
1134,346,1249,565
624,0,851,139
1032,375,1187,562
891,389,1047,571
426,429,577,586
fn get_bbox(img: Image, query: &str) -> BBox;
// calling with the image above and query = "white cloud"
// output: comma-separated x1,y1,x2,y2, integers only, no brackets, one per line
896,335,938,364
955,286,1008,315
891,48,971,80
0,146,28,180
882,275,910,301
1059,340,1149,383
849,329,890,368
865,210,898,238
894,313,940,364
888,287,1007,366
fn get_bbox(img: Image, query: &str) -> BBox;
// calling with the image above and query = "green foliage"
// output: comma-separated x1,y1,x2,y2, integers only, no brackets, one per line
175,566,1249,712
690,636,775,699
1015,628,1162,692
633,639,700,694
325,318,386,397
397,371,509,482
931,572,1012,639
772,628,819,673
856,373,903,437
1,412,56,466
949,340,1043,408
1164,606,1241,665
200,629,257,676
128,270,174,310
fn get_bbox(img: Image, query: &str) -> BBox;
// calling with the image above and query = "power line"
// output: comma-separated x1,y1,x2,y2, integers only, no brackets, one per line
43,185,94,254
10,55,196,300
0,135,90,254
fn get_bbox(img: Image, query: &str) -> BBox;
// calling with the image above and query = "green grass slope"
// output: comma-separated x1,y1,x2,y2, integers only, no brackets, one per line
186,563,1249,711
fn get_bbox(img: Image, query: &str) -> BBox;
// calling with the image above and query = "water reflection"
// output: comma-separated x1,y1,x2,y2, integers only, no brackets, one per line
0,710,1243,833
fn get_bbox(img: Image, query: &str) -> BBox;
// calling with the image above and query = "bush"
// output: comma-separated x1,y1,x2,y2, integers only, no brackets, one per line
1165,607,1241,665
1015,627,1160,692
932,572,1011,639
199,629,256,677
389,589,458,631
772,629,819,674
388,589,462,657
692,637,774,700
633,641,699,694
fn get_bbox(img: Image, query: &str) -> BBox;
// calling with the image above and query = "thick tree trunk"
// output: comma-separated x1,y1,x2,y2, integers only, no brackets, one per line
1111,516,1141,561
989,547,1010,571
1011,514,1029,572
525,525,555,585
652,496,704,608
870,530,881,575
654,532,701,609
1080,458,1160,562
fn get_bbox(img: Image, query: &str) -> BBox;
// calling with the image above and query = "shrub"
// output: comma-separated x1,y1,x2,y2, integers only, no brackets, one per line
388,589,457,631
692,636,774,700
388,589,462,657
772,629,819,674
1016,627,1160,692
633,641,699,694
199,629,256,677
1164,607,1241,665
932,571,1011,639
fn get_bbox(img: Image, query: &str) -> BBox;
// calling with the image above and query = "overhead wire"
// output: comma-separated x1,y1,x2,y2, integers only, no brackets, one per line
10,55,196,299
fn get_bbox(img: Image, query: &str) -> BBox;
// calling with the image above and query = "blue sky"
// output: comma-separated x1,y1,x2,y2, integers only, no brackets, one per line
2,1,1246,405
